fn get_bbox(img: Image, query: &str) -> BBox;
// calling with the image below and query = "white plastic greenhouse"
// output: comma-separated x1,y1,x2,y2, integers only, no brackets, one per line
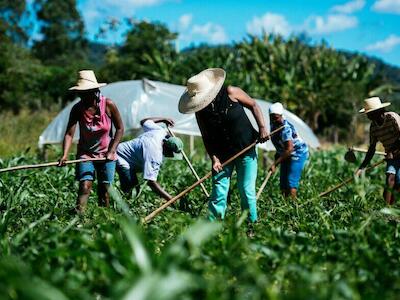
38,79,320,151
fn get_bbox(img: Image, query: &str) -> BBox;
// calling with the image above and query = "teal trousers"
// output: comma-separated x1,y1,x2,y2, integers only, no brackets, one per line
208,147,258,222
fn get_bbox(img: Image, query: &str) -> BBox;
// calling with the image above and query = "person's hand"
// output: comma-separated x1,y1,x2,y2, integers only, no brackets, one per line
106,150,116,161
258,127,269,143
164,118,175,127
269,164,276,174
58,156,67,167
212,156,223,173
355,168,364,177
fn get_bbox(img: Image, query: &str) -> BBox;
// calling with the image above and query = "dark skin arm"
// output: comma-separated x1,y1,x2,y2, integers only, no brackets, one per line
147,180,172,201
269,140,294,173
227,86,269,142
356,141,377,175
140,117,175,127
58,104,79,166
106,99,124,160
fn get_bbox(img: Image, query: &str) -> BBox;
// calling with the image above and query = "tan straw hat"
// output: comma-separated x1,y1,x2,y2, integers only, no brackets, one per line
178,68,226,114
69,70,107,91
359,96,390,113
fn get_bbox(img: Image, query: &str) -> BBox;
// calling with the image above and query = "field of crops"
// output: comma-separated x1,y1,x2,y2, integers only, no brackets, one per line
1,148,400,299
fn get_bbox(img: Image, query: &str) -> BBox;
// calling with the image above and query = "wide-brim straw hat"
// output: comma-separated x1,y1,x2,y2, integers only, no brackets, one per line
178,68,226,114
69,70,107,91
359,96,390,113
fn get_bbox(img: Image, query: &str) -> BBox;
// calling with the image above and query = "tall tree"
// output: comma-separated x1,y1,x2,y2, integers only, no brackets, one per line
0,0,28,44
101,20,178,82
32,0,87,64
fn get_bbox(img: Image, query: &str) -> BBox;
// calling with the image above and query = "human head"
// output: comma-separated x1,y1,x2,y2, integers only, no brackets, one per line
162,136,183,159
359,97,390,121
366,108,386,122
269,102,284,126
178,68,226,114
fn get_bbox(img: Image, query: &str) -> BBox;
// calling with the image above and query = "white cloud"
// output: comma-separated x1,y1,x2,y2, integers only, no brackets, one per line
246,13,291,36
372,0,400,14
366,34,400,52
80,0,171,28
192,22,228,43
102,0,166,9
331,0,365,14
178,14,192,31
305,14,358,34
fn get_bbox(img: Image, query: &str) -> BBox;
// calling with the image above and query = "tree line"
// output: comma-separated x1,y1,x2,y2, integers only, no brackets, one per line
1,0,399,139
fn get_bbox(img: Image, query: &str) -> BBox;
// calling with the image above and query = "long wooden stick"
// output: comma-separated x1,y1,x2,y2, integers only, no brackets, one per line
144,125,285,223
351,147,386,156
167,127,209,198
319,159,385,197
256,170,273,200
0,157,107,173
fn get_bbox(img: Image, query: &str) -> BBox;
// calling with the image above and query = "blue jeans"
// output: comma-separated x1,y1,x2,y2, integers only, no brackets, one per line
208,147,258,222
386,159,400,185
75,160,116,184
116,164,139,193
280,152,308,190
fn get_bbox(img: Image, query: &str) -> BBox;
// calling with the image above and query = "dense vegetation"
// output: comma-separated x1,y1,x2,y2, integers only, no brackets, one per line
1,2,400,298
1,149,400,299
1,0,400,141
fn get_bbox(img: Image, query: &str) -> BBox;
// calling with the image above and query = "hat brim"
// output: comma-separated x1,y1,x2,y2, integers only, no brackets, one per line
359,102,390,113
69,82,107,91
178,69,226,114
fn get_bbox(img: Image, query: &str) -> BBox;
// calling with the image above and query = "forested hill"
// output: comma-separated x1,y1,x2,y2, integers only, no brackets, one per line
1,0,400,141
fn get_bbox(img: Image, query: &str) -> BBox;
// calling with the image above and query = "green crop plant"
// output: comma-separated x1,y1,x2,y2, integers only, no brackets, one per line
0,148,399,299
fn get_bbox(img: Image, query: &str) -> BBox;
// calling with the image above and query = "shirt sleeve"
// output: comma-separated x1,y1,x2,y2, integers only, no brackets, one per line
142,120,164,132
281,125,293,143
142,143,163,181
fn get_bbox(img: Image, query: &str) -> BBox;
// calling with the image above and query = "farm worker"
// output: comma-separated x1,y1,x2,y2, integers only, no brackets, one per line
116,117,183,201
356,97,400,205
178,68,269,223
268,102,309,198
58,70,124,213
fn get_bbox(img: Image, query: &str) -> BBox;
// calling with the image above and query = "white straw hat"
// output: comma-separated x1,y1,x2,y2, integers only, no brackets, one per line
69,70,107,91
269,102,284,115
178,68,226,114
359,97,390,114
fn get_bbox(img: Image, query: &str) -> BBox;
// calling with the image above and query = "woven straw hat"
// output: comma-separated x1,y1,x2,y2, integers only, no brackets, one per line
359,97,390,113
69,70,107,91
178,68,226,114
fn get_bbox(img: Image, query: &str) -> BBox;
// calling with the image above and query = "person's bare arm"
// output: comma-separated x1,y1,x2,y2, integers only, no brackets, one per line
140,117,175,127
269,140,294,173
227,86,269,142
357,141,377,174
147,180,172,200
58,105,79,166
106,99,124,160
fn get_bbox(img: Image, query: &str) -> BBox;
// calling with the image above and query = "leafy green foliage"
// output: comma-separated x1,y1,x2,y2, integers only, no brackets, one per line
32,0,87,65
1,148,400,299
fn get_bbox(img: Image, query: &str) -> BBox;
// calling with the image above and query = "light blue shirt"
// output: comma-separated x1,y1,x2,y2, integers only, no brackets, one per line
117,120,167,181
271,119,308,159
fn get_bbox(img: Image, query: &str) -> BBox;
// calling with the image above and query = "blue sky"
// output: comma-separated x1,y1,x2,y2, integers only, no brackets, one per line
76,0,400,66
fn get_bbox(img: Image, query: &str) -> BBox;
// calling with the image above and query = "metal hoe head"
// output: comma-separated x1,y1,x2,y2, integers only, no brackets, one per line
344,148,357,163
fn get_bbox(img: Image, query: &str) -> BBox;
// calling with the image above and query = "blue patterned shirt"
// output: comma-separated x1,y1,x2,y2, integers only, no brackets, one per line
271,119,308,159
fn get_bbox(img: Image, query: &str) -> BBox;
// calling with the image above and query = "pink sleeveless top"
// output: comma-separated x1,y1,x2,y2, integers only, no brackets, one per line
77,95,113,159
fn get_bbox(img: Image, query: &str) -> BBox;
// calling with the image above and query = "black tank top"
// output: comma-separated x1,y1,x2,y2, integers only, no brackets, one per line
196,86,258,162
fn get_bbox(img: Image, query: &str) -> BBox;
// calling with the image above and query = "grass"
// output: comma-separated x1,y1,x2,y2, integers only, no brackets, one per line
1,148,400,299
0,110,57,159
